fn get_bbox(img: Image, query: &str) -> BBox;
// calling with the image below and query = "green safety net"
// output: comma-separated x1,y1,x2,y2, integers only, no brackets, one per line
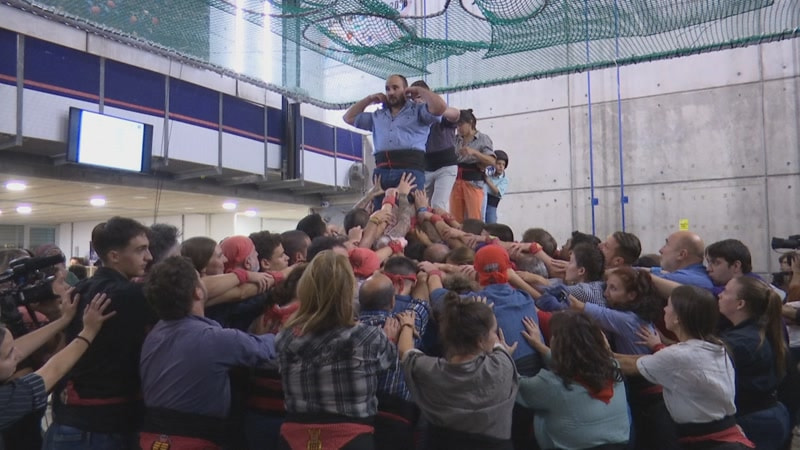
9,0,800,108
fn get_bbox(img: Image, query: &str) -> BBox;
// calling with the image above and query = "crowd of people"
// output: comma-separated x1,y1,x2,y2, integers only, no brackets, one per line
0,183,798,450
0,75,799,450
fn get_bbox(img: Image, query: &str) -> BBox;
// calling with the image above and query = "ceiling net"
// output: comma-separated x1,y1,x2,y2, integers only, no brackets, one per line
10,0,800,108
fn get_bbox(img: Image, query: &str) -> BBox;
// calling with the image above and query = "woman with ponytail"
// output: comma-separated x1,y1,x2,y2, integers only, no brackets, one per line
717,276,791,449
617,285,754,450
399,292,518,449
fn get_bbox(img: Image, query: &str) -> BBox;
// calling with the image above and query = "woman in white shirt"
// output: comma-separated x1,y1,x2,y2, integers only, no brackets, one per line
616,285,754,450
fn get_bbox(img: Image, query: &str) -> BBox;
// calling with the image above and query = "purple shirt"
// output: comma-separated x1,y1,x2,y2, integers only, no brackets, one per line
140,315,276,417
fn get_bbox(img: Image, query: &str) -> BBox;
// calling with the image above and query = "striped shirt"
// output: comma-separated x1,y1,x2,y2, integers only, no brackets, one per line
549,280,607,306
276,323,396,418
0,373,46,430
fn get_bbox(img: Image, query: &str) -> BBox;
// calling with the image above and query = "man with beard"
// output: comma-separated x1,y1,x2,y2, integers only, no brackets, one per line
344,74,451,209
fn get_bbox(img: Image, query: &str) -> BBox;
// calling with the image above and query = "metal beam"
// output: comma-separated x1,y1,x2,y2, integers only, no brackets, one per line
219,175,266,186
1,34,24,151
257,179,306,191
173,167,223,181
0,151,314,206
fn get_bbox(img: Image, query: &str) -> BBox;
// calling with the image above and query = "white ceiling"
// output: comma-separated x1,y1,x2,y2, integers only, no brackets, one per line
0,174,311,225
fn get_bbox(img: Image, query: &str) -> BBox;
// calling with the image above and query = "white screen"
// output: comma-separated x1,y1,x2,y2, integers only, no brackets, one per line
78,111,145,172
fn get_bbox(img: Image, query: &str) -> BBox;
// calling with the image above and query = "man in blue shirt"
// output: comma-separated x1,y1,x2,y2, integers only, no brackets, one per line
647,231,714,298
139,256,276,449
344,74,453,208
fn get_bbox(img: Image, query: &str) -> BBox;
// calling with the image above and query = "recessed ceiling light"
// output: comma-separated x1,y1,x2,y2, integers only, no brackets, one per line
5,181,26,191
16,205,32,214
244,209,257,217
222,201,237,210
89,197,106,207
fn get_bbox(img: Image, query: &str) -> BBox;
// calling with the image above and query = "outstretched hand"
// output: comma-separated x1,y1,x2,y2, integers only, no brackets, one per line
59,287,80,322
496,328,518,356
248,271,274,293
470,296,493,308
520,316,544,349
396,311,417,338
397,172,417,197
81,293,116,338
369,174,384,197
636,326,663,351
383,317,400,341
413,190,429,209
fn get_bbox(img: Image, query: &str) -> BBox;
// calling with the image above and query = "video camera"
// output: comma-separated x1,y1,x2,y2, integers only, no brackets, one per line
772,235,800,250
0,254,65,337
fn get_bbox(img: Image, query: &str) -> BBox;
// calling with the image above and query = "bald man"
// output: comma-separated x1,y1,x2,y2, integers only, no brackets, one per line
357,272,430,450
647,231,713,299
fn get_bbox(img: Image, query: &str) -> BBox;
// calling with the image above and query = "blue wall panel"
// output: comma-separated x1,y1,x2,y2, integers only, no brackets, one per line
24,37,99,101
303,118,335,156
105,60,165,114
336,129,363,161
0,28,16,83
222,94,264,140
267,106,282,144
168,78,218,129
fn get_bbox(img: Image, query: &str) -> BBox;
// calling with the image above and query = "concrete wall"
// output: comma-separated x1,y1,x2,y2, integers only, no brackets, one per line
448,39,800,274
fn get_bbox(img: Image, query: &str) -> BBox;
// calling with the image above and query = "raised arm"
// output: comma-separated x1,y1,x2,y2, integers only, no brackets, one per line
650,274,682,300
406,86,447,116
614,353,643,376
442,106,460,123
396,311,417,359
13,288,80,361
353,175,384,212
507,269,542,300
37,293,116,391
343,93,386,125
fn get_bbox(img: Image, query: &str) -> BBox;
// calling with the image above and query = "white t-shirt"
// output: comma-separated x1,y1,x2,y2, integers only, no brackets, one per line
636,339,736,424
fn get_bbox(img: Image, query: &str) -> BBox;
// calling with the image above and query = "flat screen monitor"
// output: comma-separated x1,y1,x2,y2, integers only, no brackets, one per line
67,107,153,173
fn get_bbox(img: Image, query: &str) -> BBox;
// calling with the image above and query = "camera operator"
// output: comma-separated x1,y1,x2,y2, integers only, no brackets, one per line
0,290,114,431
781,254,800,315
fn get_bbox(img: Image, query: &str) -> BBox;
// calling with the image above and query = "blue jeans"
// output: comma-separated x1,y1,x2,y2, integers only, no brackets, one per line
485,205,498,224
737,402,790,450
43,424,139,450
371,167,425,212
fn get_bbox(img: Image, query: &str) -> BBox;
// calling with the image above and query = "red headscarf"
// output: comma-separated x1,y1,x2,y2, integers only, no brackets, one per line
220,236,255,273
474,244,511,286
382,271,418,292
